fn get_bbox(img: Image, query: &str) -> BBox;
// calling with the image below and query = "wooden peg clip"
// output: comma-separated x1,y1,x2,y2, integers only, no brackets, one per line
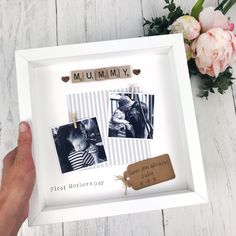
130,84,136,100
72,112,78,129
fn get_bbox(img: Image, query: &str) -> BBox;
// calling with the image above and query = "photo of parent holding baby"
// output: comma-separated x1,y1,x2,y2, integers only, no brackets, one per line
108,92,155,139
52,117,107,174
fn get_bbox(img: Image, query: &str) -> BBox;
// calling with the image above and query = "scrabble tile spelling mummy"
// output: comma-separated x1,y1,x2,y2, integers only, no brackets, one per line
95,68,108,80
84,70,96,82
107,67,120,79
71,70,84,83
119,65,131,78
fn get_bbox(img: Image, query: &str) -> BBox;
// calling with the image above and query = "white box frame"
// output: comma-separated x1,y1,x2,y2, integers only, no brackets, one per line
15,34,208,226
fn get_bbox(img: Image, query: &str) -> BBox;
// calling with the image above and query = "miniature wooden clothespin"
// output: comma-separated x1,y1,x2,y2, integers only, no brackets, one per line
130,84,136,100
72,112,78,129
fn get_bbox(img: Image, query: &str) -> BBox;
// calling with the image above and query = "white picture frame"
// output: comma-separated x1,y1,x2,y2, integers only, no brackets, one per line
15,34,207,226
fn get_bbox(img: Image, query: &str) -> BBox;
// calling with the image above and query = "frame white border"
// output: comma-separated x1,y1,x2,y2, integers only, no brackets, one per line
15,34,208,226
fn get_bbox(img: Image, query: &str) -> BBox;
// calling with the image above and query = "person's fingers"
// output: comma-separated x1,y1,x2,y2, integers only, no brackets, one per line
2,147,17,169
16,122,32,161
1,148,17,185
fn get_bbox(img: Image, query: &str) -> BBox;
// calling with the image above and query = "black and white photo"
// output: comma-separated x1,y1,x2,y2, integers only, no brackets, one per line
52,117,107,173
108,92,155,139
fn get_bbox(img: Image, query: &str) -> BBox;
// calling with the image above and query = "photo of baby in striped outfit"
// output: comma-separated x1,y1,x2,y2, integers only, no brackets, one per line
52,117,107,173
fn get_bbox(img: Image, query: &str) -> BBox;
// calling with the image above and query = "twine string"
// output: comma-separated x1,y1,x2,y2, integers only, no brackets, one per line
116,175,129,195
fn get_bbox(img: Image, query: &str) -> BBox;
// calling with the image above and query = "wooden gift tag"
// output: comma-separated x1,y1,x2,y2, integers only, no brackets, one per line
123,154,175,190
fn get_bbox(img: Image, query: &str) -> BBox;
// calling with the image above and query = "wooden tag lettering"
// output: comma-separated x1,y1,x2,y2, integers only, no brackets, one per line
123,154,175,190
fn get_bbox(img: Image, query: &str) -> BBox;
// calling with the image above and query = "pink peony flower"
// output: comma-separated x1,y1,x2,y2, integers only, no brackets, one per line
199,7,229,32
228,22,235,31
185,43,192,60
191,28,236,77
169,15,201,41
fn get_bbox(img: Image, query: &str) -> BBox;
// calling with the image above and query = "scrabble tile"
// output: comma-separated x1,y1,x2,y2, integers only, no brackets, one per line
84,70,96,82
107,67,120,79
119,65,131,78
71,70,84,83
95,68,108,80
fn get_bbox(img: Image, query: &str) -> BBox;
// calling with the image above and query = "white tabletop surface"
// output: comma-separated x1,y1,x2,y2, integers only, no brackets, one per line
0,0,236,235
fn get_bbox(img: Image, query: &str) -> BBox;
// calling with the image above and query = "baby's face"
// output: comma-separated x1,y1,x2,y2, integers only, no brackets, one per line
71,135,87,151
114,110,124,119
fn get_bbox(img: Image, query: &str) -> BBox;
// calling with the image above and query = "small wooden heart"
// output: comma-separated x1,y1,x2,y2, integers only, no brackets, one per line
61,76,70,82
133,69,141,75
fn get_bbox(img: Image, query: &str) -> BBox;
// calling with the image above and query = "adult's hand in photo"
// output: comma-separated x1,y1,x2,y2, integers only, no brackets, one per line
0,122,36,236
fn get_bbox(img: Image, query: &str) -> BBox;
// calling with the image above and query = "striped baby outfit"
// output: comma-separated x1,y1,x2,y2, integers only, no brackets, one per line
68,150,95,170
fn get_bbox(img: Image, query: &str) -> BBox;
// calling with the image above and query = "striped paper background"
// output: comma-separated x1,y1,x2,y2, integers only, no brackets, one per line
67,88,151,168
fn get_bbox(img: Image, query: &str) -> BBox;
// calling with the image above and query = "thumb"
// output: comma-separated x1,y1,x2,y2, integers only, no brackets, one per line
16,122,32,160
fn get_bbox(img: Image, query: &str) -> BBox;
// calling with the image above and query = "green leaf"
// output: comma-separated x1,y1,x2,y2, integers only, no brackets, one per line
201,90,209,99
222,0,236,15
168,3,176,11
220,79,230,90
143,2,184,36
205,79,215,88
210,88,215,93
218,87,224,94
191,0,205,19
215,0,228,11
